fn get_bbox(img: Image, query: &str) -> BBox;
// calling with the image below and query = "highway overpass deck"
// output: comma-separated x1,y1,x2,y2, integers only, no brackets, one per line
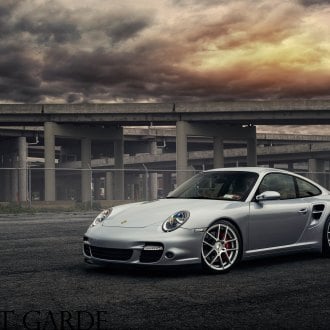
1,100,330,125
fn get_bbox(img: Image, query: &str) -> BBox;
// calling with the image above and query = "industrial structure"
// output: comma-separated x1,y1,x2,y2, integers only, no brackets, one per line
1,100,330,206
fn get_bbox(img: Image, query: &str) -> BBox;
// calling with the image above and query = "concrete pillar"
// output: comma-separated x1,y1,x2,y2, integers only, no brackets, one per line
3,155,11,202
18,137,27,202
44,122,56,201
149,141,158,200
149,172,158,200
114,137,124,199
81,137,91,203
247,137,257,166
93,176,102,200
11,153,19,202
214,136,224,168
308,159,325,186
176,121,188,186
105,172,114,200
142,170,149,200
163,172,172,197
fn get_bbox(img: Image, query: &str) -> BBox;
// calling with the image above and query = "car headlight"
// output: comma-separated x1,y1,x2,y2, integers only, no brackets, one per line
90,208,112,227
162,210,190,232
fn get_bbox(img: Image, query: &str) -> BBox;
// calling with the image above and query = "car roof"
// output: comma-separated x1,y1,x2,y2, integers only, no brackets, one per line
206,167,290,175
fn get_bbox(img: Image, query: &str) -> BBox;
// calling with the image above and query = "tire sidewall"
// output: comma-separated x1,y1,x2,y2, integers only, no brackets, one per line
322,216,330,257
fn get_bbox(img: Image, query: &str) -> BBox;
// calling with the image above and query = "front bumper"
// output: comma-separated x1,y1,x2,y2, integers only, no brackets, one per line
83,225,204,266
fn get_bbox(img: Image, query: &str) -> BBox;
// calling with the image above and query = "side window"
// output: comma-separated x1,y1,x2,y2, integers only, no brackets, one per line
258,173,297,199
296,177,321,198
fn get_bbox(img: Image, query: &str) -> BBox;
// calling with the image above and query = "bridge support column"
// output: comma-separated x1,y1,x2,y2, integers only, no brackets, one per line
288,163,294,172
44,122,56,201
163,172,172,197
247,127,257,166
308,158,325,186
18,136,27,202
93,176,102,200
176,121,188,186
11,152,18,202
105,172,114,200
149,141,158,200
214,136,224,168
3,155,11,202
81,137,91,203
114,132,124,200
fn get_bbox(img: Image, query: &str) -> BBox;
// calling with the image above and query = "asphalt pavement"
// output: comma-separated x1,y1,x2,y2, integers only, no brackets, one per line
0,212,330,329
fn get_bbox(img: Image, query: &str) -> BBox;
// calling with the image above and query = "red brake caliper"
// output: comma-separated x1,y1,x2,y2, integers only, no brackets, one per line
225,234,232,259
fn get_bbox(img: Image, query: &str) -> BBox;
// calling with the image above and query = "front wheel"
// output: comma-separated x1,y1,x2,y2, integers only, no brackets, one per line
322,217,330,258
201,220,242,273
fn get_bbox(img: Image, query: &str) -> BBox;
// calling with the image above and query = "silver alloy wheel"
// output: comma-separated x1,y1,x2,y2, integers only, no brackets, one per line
327,221,330,247
202,223,239,271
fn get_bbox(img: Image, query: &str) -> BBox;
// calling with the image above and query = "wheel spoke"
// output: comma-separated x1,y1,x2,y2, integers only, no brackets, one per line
217,224,221,240
218,254,225,269
205,248,215,258
224,226,228,240
210,254,219,265
203,240,214,248
206,231,217,241
225,238,237,243
226,248,238,251
224,250,232,264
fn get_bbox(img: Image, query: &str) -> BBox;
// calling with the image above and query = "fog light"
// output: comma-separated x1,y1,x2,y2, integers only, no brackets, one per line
165,252,174,259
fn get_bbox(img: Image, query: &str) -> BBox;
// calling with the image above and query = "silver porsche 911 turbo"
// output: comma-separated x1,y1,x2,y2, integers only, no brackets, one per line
83,167,330,273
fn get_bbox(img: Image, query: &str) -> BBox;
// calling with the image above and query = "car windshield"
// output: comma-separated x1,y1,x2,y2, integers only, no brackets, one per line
167,171,259,201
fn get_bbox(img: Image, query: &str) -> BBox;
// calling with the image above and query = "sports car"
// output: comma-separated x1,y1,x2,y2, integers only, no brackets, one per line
83,167,330,273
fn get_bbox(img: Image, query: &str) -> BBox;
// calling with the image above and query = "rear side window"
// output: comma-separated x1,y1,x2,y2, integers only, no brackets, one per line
258,173,297,199
296,177,321,198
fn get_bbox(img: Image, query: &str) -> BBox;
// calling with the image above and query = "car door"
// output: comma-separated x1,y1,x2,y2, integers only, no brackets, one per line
248,173,311,251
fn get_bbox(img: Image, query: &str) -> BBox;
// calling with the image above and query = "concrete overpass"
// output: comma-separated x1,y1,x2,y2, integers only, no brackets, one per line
1,100,330,125
1,100,330,204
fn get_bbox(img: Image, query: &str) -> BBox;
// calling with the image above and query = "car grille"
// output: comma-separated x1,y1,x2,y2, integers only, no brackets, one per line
83,244,91,256
139,243,164,263
139,249,163,263
90,246,133,261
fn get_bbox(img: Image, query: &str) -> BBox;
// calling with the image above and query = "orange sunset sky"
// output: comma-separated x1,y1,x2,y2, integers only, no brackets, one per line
0,0,329,103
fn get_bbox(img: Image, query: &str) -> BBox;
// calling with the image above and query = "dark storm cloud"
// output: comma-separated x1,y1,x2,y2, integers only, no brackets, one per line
105,17,152,44
0,44,42,101
299,0,330,5
0,0,19,36
17,17,80,44
15,2,81,44
0,0,330,103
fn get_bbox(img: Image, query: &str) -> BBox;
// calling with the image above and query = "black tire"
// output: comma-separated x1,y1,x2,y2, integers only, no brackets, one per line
322,217,330,258
201,220,242,274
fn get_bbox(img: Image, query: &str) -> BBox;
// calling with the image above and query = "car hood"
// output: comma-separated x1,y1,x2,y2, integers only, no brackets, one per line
102,198,243,228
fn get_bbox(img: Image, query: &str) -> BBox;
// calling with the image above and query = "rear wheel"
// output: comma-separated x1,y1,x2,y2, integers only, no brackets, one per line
201,220,242,273
322,217,330,258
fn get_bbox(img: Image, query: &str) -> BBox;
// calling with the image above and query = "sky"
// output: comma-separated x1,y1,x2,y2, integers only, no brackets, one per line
0,0,330,103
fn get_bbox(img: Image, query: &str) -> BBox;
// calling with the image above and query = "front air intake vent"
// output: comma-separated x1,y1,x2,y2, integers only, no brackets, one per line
312,204,325,220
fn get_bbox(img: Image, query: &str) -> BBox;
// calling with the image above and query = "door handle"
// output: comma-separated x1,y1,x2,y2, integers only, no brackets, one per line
298,208,308,215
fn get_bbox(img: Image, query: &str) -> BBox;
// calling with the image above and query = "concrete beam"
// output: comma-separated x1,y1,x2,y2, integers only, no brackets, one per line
2,100,330,125
51,123,123,140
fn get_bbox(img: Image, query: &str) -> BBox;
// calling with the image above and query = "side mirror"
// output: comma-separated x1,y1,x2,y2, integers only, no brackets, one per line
256,191,281,202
